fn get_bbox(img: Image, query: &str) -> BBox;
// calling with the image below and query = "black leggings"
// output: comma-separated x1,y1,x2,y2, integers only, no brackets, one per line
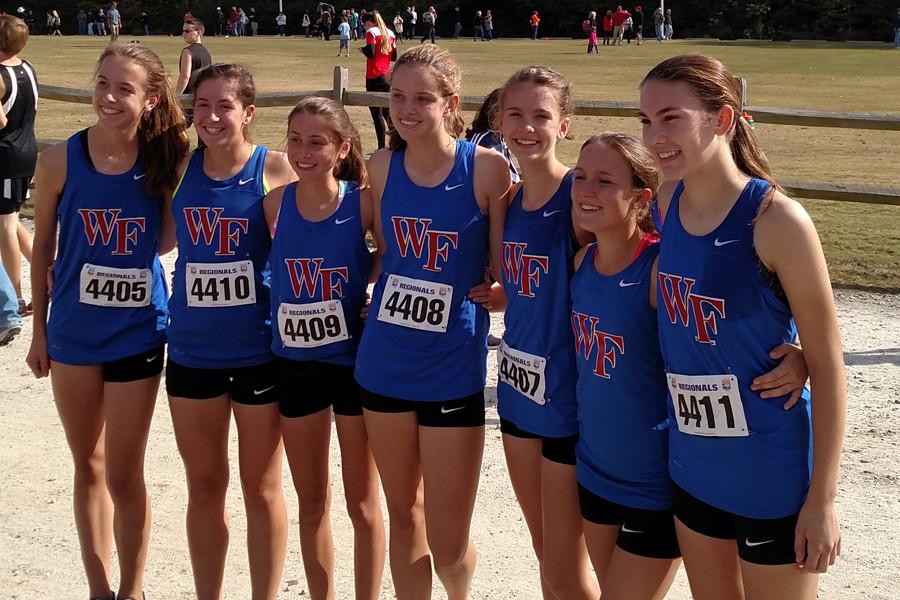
366,75,392,149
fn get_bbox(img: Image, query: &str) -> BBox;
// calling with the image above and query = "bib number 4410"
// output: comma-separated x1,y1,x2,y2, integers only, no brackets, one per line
186,260,256,308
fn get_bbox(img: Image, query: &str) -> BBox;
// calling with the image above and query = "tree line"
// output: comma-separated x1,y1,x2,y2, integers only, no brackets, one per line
10,0,900,42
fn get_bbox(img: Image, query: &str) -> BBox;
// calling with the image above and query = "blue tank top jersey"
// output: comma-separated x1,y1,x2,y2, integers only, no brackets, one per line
497,173,578,437
47,131,167,364
657,178,812,519
571,239,671,510
269,181,372,366
167,145,273,368
355,141,490,401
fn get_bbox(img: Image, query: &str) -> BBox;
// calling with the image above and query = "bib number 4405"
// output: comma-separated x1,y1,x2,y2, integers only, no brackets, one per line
79,264,151,308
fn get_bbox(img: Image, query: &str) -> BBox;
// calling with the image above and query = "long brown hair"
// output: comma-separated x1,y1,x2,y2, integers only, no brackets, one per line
95,44,189,198
500,65,574,120
388,45,464,150
287,97,368,187
581,132,662,236
641,54,778,190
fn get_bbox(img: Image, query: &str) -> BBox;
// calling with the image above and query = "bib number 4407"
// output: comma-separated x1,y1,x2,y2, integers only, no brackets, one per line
497,342,547,405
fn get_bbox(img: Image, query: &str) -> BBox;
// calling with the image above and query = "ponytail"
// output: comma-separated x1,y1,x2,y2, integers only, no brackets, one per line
388,45,464,151
373,10,392,56
96,44,189,197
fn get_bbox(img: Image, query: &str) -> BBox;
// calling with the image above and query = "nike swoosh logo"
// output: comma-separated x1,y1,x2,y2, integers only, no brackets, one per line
618,280,640,288
133,173,146,180
239,178,255,186
714,238,740,247
335,216,355,225
621,524,644,534
145,355,158,363
440,406,465,414
744,538,775,547
542,209,563,218
253,385,276,396
444,183,464,192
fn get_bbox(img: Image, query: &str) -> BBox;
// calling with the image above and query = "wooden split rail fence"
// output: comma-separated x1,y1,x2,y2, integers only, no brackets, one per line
37,67,900,207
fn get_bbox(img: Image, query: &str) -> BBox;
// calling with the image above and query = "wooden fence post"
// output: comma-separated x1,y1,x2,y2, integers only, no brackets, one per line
735,76,749,109
333,66,348,104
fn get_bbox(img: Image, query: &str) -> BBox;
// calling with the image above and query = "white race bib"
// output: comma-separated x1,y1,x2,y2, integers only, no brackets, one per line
667,373,748,437
376,274,452,333
498,341,547,405
79,263,151,307
186,260,256,308
278,300,349,348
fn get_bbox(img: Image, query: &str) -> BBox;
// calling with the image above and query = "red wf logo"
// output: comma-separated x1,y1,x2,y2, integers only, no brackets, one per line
571,311,625,379
284,258,349,301
501,242,549,298
78,209,146,256
657,272,726,345
183,207,249,256
391,217,459,273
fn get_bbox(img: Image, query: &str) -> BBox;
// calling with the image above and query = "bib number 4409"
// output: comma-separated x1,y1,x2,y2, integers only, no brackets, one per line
278,300,349,349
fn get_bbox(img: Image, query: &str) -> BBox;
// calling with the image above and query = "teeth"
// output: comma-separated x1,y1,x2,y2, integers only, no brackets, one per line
204,127,225,133
400,119,417,126
296,162,314,168
658,150,679,159
580,204,600,212
99,106,120,114
515,139,538,146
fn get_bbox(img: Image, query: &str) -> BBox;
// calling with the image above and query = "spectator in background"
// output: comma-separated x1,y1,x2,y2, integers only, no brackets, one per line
322,10,332,40
107,2,121,41
530,10,540,39
87,9,95,35
408,5,417,39
359,10,395,149
0,264,21,345
239,8,249,36
664,7,673,39
625,12,633,43
893,7,900,48
633,5,644,44
176,19,212,126
76,9,87,35
654,6,664,41
393,12,404,42
229,6,239,36
215,6,226,36
602,10,613,45
302,11,311,36
141,12,151,35
483,9,493,41
49,10,62,35
337,15,350,55
250,8,260,35
473,10,483,41
276,11,287,36
587,25,598,53
453,6,461,39
95,8,106,36
612,5,628,45
349,8,359,39
420,5,435,44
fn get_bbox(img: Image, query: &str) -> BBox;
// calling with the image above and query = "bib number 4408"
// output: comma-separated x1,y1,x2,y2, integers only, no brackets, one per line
376,274,452,333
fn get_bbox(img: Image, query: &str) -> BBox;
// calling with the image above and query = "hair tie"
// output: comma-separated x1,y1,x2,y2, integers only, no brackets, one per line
739,111,755,130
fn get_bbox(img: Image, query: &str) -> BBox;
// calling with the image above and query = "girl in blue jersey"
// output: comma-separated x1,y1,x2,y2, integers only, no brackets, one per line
639,54,844,598
354,45,510,599
487,66,599,599
570,132,681,598
263,97,385,600
164,63,295,600
26,44,188,600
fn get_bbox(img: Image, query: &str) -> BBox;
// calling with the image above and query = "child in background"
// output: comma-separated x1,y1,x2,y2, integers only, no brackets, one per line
338,16,351,57
588,26,599,53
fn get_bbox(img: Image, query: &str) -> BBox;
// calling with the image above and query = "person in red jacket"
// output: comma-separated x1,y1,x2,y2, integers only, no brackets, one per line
602,10,613,45
612,6,629,45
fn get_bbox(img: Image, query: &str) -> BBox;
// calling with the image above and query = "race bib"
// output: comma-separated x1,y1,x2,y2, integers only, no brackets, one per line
667,373,748,437
376,274,452,333
186,260,256,308
79,263,151,307
278,300,349,349
498,341,547,405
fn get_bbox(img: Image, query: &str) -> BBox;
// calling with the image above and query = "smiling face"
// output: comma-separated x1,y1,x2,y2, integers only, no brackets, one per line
499,82,569,163
92,55,158,130
571,141,647,236
286,113,350,179
389,64,458,144
639,79,726,181
193,77,254,148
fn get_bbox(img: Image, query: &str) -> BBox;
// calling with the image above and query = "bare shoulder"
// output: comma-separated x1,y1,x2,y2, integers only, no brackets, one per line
35,142,68,190
573,243,591,271
365,148,393,198
264,149,297,187
755,189,814,237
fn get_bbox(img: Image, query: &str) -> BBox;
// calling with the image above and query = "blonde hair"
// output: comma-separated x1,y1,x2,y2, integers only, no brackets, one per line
580,132,662,235
388,45,463,150
95,44,189,197
287,97,368,187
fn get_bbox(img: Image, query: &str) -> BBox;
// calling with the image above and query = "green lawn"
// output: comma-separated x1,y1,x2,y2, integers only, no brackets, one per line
22,35,900,289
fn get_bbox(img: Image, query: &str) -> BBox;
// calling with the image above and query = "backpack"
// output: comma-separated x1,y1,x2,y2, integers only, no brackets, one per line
582,19,591,33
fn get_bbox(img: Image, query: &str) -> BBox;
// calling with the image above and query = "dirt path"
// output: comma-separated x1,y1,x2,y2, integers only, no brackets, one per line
1,242,897,598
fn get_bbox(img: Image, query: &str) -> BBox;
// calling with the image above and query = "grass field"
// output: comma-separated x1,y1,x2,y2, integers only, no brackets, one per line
22,35,900,289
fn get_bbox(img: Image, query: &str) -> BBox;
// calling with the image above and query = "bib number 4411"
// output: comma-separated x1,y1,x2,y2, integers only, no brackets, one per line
667,373,748,437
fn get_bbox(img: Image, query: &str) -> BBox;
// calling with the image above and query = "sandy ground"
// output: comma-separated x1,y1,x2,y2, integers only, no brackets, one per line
1,233,898,599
